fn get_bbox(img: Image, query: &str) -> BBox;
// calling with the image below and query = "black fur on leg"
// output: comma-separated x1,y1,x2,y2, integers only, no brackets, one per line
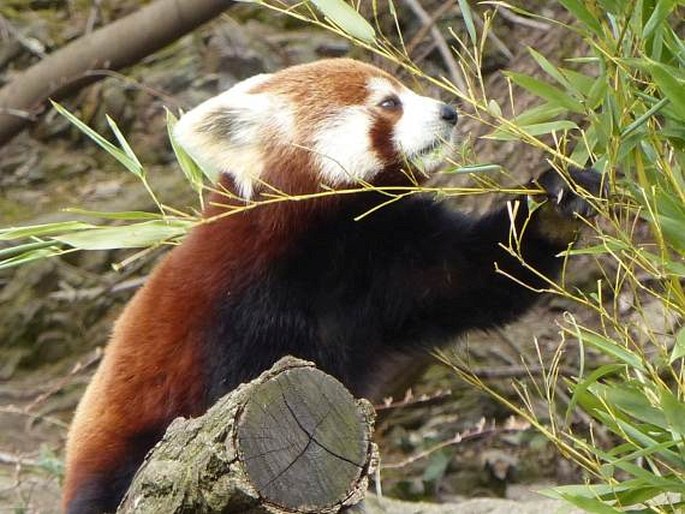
534,167,607,219
529,167,607,243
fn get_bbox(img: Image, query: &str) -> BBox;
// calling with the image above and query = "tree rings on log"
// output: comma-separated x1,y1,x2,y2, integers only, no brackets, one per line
237,366,371,511
118,356,377,514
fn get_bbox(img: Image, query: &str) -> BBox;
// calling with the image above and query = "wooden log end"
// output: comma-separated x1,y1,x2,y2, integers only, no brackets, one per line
118,357,376,514
236,358,376,513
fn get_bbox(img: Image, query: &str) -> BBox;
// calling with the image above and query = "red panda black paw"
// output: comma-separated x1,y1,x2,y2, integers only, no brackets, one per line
533,167,607,220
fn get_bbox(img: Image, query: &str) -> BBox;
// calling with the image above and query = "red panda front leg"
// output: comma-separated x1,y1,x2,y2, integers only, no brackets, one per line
381,167,605,345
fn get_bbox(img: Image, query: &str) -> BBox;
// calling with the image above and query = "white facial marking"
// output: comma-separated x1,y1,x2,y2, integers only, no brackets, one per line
174,67,457,197
173,73,295,198
313,107,383,185
393,88,453,174
368,76,455,175
367,77,400,105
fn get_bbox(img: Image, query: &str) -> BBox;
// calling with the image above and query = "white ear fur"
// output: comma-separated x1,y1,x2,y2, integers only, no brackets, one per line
173,74,278,198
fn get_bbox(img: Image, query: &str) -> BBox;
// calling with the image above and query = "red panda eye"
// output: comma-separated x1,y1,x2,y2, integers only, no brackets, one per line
378,95,401,110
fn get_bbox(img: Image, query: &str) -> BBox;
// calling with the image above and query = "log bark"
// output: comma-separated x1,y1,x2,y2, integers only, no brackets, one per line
117,356,378,514
0,0,235,148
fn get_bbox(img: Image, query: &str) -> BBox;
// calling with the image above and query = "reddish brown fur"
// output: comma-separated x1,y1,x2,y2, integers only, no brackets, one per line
62,177,345,510
371,116,399,164
63,58,410,512
257,128,323,198
255,59,406,183
254,59,402,113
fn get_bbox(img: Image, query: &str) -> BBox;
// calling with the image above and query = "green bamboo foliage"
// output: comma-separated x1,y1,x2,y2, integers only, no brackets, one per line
245,1,684,512
0,105,198,270
1,1,683,511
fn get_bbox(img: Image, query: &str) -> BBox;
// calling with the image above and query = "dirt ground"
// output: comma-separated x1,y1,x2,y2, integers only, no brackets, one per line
0,1,613,512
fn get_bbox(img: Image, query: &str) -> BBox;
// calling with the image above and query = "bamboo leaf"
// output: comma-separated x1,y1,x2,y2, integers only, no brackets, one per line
563,239,629,256
560,68,596,97
521,120,578,135
660,387,685,437
642,0,676,39
611,417,685,469
487,99,502,117
52,220,193,250
620,97,669,138
457,0,477,46
0,240,60,260
166,108,210,188
0,221,95,240
309,0,376,42
51,101,142,176
566,364,624,422
64,209,164,221
549,481,659,503
670,327,685,364
649,63,685,119
558,0,603,35
558,493,622,514
570,326,646,372
659,214,685,252
569,124,597,167
487,120,578,141
0,247,66,270
596,0,622,14
506,72,585,113
451,164,502,174
511,103,568,126
528,47,573,90
106,115,144,177
599,383,667,428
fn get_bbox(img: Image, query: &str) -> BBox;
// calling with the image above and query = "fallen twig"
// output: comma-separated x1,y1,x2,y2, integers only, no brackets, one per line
382,416,530,469
498,6,551,31
0,451,41,468
405,0,456,56
375,388,452,411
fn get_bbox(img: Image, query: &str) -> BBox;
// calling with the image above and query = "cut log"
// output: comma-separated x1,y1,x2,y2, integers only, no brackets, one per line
117,356,377,513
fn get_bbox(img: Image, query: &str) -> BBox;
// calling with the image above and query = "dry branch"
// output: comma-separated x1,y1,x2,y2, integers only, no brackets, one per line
0,0,235,147
401,0,467,92
117,356,377,514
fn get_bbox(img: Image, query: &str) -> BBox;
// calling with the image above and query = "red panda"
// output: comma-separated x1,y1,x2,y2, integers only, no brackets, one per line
63,58,603,513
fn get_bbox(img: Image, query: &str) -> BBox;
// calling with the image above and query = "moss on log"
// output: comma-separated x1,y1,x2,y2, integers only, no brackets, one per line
117,356,377,514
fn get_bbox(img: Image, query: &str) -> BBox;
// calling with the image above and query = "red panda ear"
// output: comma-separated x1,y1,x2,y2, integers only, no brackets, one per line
173,74,281,197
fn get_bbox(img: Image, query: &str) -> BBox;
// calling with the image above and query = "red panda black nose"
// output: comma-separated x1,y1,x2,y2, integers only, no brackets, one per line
440,104,458,125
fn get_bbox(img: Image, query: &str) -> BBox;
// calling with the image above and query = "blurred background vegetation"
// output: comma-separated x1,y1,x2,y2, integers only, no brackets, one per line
0,1,683,512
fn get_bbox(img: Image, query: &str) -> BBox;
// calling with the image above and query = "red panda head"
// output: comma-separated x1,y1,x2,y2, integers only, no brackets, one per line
174,59,457,198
